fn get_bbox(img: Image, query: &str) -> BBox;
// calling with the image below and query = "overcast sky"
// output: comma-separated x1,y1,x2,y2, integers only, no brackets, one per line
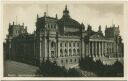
2,80,126,81
3,2,124,40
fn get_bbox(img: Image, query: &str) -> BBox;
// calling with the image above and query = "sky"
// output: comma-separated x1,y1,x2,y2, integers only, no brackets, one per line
3,2,124,40
3,80,126,81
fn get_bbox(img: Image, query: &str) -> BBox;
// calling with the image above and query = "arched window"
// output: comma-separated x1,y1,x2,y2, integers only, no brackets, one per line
51,41,55,48
65,49,68,57
51,51,55,58
77,42,79,47
65,49,67,53
77,49,80,55
60,43,62,47
69,49,72,56
73,49,76,56
51,24,53,28
69,42,71,47
66,59,68,63
65,43,67,47
54,24,56,29
60,49,63,57
75,59,77,62
60,49,63,53
48,24,49,28
73,42,75,47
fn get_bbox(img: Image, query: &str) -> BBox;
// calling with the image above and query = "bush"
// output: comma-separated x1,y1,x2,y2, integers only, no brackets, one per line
79,56,95,71
37,57,123,77
68,68,82,77
79,57,123,77
37,60,68,77
36,60,82,77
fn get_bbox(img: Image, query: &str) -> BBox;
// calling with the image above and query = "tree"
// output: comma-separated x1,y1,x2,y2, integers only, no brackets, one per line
37,60,68,77
79,56,123,77
68,68,82,77
79,56,95,71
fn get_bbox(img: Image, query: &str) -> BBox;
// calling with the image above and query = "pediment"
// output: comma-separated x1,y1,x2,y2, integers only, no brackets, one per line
90,33,105,40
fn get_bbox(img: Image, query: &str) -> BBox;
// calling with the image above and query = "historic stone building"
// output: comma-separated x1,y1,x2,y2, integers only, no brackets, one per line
4,5,124,67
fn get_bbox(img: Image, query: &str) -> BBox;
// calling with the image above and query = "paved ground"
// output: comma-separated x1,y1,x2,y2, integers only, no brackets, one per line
94,57,123,65
4,60,38,77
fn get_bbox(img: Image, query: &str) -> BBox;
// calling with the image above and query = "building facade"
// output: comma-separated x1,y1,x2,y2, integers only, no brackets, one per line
4,5,124,67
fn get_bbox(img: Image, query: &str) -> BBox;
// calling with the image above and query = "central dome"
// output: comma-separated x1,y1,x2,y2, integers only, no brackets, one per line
58,16,81,28
57,5,81,28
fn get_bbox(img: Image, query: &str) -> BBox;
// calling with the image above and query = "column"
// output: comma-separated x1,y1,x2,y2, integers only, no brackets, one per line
93,41,96,57
111,43,113,53
110,42,112,57
104,42,106,56
107,42,108,56
90,42,92,57
110,42,112,54
114,42,116,57
92,41,94,57
101,42,102,57
82,39,85,58
103,42,105,57
109,43,111,56
40,38,42,58
58,42,60,57
111,42,113,57
40,37,43,62
111,43,113,54
99,41,101,57
88,42,90,57
95,41,97,57
116,43,118,58
109,42,111,55
85,43,88,56
102,41,104,57
56,41,58,58
48,40,51,58
71,42,73,56
108,42,110,57
97,42,99,57
105,42,107,56
67,42,69,56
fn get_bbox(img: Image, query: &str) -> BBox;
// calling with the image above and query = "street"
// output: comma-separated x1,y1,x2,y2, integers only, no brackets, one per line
4,60,38,77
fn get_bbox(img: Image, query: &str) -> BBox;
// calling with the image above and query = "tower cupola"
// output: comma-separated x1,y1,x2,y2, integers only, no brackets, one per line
63,5,70,18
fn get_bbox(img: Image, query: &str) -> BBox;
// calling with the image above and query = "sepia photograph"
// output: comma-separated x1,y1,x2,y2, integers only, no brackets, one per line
2,80,127,81
1,80,127,81
3,1,124,77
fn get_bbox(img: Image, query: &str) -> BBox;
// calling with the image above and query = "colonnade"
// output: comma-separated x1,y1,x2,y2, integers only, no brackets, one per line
88,41,114,57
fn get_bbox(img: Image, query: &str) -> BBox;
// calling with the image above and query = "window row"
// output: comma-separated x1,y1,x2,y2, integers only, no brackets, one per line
60,49,80,57
61,58,78,64
50,42,80,48
60,49,80,53
60,42,80,47
46,24,57,29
